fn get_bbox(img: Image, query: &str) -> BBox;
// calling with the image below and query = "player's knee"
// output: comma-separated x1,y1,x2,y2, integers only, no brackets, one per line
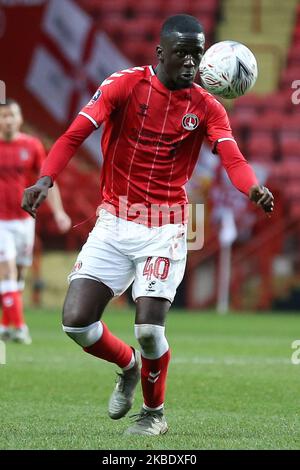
62,321,103,347
0,260,17,280
62,299,88,328
134,324,169,359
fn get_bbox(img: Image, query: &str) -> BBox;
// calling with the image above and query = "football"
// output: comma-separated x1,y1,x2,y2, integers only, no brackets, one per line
199,40,258,99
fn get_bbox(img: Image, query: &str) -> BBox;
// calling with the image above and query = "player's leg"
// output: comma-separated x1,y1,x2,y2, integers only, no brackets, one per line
0,225,26,342
125,255,186,436
62,214,140,419
0,258,18,340
10,218,37,344
124,296,170,435
10,264,32,344
62,278,141,419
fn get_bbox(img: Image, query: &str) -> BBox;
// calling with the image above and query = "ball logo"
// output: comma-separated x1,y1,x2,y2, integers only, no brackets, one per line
182,113,199,131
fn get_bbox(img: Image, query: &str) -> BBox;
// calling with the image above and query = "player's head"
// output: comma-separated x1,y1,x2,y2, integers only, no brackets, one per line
156,14,205,90
0,98,23,140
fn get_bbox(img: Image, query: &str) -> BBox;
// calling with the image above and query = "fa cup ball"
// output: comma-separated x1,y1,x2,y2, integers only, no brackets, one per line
199,41,258,99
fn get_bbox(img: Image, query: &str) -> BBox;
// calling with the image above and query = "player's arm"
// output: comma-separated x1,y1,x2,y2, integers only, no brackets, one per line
205,98,274,214
22,70,136,218
21,114,95,218
47,183,72,232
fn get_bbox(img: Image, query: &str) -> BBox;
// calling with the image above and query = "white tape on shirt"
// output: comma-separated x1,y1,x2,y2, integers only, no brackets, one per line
213,137,236,154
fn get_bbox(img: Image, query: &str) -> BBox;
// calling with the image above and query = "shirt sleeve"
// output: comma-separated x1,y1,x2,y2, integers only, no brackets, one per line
215,139,258,195
78,73,130,128
40,114,94,182
205,96,236,152
205,96,258,195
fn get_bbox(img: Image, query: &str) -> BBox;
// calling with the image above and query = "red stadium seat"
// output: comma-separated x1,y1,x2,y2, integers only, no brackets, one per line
288,45,300,67
120,39,153,63
278,115,299,142
132,4,162,19
161,0,195,15
280,160,300,179
189,0,219,16
289,202,300,220
247,135,276,161
250,112,284,133
259,92,291,113
280,139,300,160
280,66,300,90
230,107,259,125
269,163,284,180
284,182,300,200
233,93,262,112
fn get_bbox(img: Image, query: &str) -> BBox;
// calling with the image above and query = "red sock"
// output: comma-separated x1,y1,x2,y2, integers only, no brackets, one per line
141,349,171,409
2,291,25,328
83,322,133,369
0,293,10,327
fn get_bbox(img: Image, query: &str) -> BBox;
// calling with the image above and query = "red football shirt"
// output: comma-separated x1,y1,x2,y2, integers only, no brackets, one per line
0,132,46,220
41,65,257,225
79,66,234,223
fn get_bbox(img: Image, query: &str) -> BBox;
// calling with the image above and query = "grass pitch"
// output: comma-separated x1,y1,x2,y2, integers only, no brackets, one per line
1,308,300,450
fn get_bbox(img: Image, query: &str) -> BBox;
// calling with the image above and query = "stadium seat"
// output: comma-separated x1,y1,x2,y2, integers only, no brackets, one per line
120,39,155,63
284,182,300,200
280,139,300,160
280,66,300,90
189,0,219,16
293,24,300,45
131,0,170,17
247,135,276,161
278,115,299,142
259,92,291,113
233,93,262,112
287,45,300,66
289,202,300,220
269,163,283,180
280,160,300,180
161,0,195,15
250,112,284,133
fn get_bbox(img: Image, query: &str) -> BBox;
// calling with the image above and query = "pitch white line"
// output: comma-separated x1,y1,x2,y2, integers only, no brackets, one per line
172,357,291,365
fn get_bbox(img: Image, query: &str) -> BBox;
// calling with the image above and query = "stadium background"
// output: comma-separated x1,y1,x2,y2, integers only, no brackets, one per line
1,0,300,313
1,0,300,452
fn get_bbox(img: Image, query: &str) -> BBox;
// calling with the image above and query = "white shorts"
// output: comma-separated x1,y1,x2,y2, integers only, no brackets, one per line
69,209,187,303
0,218,35,266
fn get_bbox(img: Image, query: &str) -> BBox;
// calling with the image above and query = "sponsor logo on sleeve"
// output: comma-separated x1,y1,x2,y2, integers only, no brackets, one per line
87,89,102,107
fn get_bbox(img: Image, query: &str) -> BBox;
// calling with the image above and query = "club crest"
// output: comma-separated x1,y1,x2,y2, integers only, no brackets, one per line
182,113,199,131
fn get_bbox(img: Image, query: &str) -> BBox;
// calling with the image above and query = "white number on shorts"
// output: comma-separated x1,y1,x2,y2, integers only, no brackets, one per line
143,257,170,280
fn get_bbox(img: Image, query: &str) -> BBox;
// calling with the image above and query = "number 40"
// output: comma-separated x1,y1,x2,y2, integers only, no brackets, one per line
143,257,170,280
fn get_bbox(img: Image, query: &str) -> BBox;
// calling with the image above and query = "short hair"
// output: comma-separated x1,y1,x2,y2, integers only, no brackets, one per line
0,98,20,108
160,14,204,39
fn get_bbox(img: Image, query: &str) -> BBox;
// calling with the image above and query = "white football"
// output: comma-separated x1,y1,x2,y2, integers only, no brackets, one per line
199,41,258,99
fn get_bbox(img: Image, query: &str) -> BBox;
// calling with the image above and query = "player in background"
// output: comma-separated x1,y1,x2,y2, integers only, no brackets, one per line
22,15,274,434
0,99,71,344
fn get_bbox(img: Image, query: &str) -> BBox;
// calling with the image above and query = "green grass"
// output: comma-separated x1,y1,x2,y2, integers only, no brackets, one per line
1,308,300,450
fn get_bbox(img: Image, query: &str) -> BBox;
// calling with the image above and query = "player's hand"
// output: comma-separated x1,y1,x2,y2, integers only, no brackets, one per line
249,184,274,215
54,210,72,233
21,176,52,218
